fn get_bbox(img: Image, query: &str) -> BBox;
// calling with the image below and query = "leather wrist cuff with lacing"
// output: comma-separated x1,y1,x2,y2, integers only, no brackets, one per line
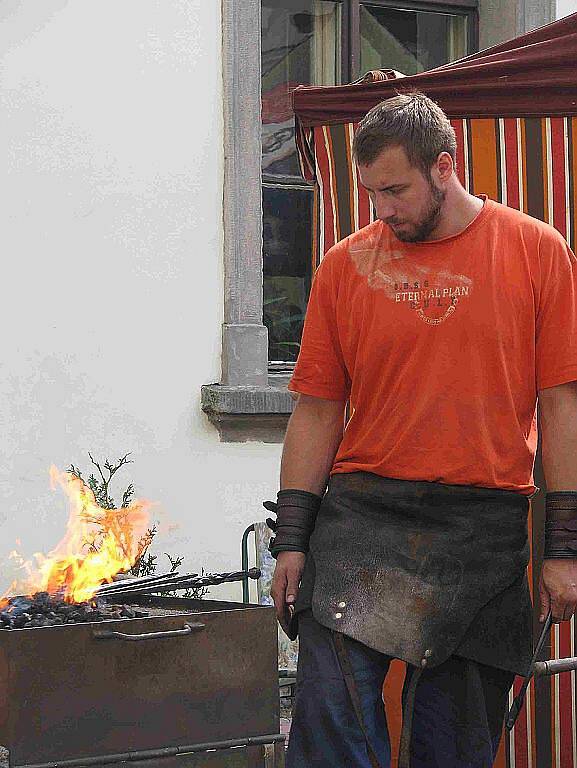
264,489,323,559
544,491,577,559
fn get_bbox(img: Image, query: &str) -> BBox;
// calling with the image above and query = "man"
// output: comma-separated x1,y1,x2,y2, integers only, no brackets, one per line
266,93,577,768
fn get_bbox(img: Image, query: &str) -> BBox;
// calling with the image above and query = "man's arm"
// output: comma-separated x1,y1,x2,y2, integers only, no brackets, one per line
539,381,577,489
538,380,577,622
280,393,346,493
271,393,346,634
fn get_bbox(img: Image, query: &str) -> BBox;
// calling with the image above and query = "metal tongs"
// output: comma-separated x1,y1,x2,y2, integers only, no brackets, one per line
506,609,577,730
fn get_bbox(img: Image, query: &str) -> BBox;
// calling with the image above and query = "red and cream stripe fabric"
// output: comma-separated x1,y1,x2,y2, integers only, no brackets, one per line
309,118,577,768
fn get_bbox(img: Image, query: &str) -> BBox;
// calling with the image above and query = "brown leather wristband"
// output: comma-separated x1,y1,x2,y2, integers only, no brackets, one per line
264,489,323,559
544,492,577,558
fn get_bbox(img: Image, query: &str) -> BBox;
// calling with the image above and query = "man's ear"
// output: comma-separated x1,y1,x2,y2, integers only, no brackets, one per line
434,151,454,183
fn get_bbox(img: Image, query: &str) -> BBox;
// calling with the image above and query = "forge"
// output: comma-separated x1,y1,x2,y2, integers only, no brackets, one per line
0,466,284,766
0,591,284,768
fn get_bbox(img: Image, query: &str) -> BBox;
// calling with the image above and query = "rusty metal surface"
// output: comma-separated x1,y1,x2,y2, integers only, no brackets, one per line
7,735,286,768
86,742,281,768
12,735,285,767
0,598,280,767
0,752,272,768
136,754,249,768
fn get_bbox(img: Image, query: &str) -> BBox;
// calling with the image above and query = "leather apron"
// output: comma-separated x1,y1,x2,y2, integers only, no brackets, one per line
290,472,534,676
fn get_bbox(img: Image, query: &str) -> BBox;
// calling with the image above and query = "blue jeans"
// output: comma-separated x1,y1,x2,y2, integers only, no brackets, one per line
286,610,514,768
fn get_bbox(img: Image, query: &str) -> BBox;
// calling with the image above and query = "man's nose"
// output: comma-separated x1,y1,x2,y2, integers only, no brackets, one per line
374,195,396,221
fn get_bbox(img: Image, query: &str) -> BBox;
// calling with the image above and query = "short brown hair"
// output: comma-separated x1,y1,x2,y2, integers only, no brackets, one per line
352,92,457,177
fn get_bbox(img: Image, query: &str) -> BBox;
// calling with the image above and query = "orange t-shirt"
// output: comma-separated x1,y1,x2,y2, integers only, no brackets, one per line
288,197,577,495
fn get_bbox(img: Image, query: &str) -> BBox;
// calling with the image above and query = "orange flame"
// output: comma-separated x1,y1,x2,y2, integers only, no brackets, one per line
1,466,151,604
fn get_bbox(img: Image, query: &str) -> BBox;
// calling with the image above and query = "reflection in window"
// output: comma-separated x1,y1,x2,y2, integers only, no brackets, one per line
263,185,313,363
262,1,341,178
360,4,467,76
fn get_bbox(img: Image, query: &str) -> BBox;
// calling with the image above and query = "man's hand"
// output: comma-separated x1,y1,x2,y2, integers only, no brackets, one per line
539,559,577,622
271,551,306,636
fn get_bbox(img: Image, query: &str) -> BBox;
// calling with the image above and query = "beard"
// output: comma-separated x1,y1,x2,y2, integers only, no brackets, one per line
387,181,446,243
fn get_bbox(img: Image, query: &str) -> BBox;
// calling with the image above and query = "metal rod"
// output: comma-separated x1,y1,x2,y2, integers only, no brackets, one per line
534,656,577,676
93,572,196,596
103,572,185,588
97,570,234,594
103,569,261,599
241,524,255,604
15,733,286,768
162,568,260,591
95,576,194,597
506,610,553,731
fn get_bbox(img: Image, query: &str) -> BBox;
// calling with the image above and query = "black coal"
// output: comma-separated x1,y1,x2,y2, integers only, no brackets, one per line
0,592,149,629
0,568,262,629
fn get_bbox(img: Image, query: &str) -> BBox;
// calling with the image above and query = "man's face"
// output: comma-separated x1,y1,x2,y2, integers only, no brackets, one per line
357,145,446,242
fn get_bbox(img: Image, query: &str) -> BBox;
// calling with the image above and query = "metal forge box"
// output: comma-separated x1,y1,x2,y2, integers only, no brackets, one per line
0,596,284,768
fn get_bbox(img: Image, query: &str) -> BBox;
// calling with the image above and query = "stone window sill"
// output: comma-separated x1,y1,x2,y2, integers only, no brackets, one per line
201,374,296,443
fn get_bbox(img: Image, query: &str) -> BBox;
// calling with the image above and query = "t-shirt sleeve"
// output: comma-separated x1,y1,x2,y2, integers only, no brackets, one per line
288,245,351,401
535,231,577,390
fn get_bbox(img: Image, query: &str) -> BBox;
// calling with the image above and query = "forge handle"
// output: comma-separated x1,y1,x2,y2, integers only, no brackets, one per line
93,622,205,641
534,657,577,677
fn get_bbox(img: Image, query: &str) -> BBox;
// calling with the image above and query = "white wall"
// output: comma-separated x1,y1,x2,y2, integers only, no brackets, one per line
557,0,577,18
0,0,282,602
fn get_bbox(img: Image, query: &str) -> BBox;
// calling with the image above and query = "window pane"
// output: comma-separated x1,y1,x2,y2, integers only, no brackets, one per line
262,0,341,178
360,5,467,76
263,186,313,363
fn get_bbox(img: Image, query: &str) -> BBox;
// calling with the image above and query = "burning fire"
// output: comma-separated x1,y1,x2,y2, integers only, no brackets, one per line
0,466,151,606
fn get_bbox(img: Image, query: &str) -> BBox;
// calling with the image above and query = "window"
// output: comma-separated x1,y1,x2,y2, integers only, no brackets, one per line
262,1,342,367
360,5,468,74
263,183,314,362
261,0,478,369
262,1,342,178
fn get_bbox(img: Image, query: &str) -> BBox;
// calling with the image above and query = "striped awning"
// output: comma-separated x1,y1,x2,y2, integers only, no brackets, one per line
312,117,577,262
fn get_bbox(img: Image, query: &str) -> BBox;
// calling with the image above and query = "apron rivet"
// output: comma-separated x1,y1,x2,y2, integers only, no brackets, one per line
335,612,343,619
337,601,346,608
425,649,433,658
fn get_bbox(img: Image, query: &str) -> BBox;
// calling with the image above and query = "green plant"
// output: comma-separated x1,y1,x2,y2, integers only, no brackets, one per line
67,453,208,600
